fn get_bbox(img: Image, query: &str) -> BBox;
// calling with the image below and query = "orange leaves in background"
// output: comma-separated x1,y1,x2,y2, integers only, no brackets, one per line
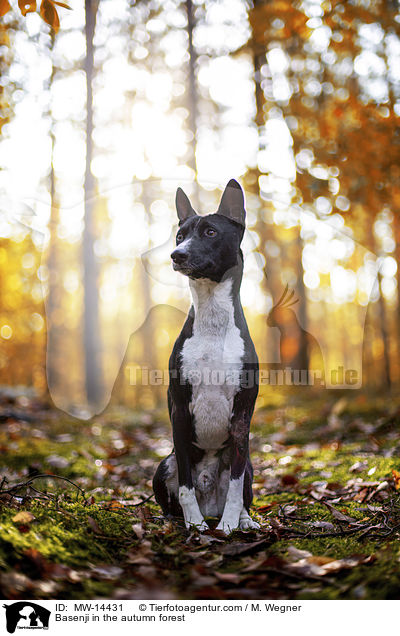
392,469,400,490
40,0,60,31
18,1,36,16
0,0,71,32
0,0,11,17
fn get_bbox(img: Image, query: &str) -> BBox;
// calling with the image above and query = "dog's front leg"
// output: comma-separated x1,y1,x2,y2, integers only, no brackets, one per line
216,409,250,534
172,405,208,531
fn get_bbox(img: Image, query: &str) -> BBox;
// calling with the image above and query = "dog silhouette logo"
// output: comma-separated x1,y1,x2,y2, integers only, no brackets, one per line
3,602,50,633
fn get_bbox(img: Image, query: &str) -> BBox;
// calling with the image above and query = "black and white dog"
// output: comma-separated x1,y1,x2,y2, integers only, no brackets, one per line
153,180,259,533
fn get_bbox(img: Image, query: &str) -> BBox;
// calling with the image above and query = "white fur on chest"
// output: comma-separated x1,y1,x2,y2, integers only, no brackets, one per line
180,278,244,451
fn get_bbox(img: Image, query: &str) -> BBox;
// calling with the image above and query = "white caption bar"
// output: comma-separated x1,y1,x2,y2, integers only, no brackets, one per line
1,600,397,636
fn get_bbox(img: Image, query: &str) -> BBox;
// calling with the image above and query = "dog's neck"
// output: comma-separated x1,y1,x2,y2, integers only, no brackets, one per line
189,267,242,335
189,278,231,330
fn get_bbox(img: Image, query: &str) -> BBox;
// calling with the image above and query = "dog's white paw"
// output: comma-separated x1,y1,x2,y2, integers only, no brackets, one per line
239,516,260,530
215,518,238,534
186,519,209,532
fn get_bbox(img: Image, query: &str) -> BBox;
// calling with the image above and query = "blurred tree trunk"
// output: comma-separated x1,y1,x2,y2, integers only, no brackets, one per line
46,34,62,398
366,216,392,390
376,269,391,390
252,45,282,365
46,134,61,392
140,180,158,405
293,229,309,371
252,29,309,371
184,0,199,208
392,214,400,381
83,0,102,406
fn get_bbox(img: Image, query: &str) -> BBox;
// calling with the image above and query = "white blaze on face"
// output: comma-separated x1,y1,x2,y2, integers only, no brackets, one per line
174,237,192,260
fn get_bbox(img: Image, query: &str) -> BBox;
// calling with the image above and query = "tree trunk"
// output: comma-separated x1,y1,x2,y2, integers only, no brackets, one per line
46,134,61,393
184,0,199,207
83,0,102,407
46,34,61,400
363,217,391,390
376,263,392,390
294,228,309,372
392,213,400,382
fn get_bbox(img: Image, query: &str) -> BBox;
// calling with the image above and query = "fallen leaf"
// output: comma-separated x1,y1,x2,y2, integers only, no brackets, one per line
91,565,124,581
310,521,335,531
392,469,400,490
197,534,224,545
221,537,272,557
87,516,102,534
376,481,389,492
132,523,145,540
214,571,242,584
280,505,297,516
13,511,35,524
286,554,375,578
324,502,356,523
349,461,368,473
287,545,312,560
108,501,124,510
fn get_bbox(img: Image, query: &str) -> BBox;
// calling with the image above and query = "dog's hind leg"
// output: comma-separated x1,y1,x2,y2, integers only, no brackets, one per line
153,454,182,518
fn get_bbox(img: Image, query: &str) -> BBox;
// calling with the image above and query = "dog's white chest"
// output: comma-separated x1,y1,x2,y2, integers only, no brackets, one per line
180,279,244,450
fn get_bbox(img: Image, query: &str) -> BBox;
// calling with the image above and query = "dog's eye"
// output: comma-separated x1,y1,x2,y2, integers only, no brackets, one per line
176,232,184,243
205,228,217,237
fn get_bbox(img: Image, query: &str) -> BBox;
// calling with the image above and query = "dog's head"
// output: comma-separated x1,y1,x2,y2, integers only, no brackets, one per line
171,179,246,282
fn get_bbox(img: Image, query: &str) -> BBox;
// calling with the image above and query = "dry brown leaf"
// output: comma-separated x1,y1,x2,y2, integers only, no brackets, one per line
221,537,272,557
214,571,242,584
87,516,102,534
287,554,375,578
324,502,356,523
108,500,124,510
392,469,400,490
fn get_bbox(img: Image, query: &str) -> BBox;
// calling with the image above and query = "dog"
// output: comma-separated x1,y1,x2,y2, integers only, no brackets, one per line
153,180,259,533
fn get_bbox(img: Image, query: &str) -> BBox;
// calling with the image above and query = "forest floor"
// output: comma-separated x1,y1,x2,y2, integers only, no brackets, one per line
1,388,400,600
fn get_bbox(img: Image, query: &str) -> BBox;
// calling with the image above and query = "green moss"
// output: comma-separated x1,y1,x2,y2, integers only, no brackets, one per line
0,500,138,570
1,394,400,599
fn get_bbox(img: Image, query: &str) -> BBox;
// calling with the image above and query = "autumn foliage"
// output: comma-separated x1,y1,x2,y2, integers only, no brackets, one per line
0,0,70,31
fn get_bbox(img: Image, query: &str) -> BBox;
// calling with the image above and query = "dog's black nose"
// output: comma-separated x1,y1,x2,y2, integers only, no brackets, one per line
171,249,188,264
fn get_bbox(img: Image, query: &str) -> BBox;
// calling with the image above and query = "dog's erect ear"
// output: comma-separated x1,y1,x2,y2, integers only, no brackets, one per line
217,179,246,227
176,187,197,223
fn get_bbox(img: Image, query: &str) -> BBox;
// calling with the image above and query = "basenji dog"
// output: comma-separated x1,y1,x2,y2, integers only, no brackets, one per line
153,180,259,533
